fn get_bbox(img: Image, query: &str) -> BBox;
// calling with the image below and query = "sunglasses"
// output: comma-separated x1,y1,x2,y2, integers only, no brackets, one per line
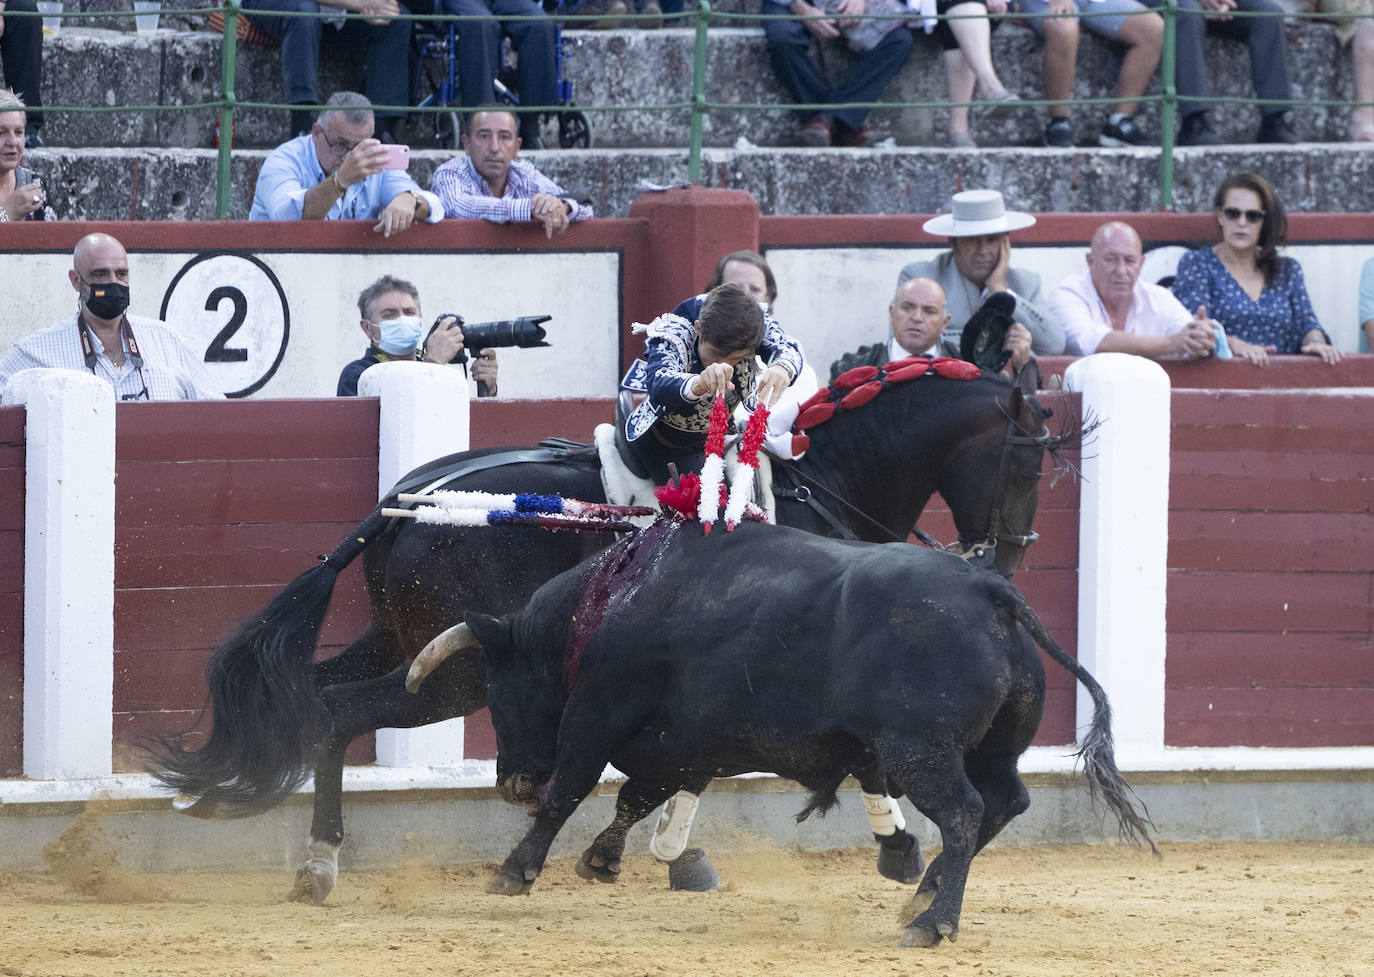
1221,207,1265,225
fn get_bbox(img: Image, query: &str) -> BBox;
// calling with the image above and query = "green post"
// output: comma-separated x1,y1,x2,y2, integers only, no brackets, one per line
1158,0,1176,210
688,0,710,184
216,1,241,219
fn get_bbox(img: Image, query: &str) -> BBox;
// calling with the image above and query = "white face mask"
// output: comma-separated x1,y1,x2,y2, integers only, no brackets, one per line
376,315,424,355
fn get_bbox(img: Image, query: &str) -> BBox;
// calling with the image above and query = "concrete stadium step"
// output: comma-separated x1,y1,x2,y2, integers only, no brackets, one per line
30,21,1359,151
20,143,1374,221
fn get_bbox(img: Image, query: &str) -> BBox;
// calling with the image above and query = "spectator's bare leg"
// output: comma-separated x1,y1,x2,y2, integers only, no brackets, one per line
1353,19,1374,140
1041,16,1079,121
945,3,1009,97
943,48,976,139
1111,10,1162,115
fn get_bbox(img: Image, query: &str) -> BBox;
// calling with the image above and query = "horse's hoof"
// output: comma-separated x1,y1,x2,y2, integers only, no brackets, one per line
667,848,720,892
291,864,334,905
575,852,621,884
171,792,220,820
876,832,925,885
487,869,533,896
899,921,941,948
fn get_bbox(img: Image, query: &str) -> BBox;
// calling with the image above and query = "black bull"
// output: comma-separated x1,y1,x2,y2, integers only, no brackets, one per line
147,367,1078,901
418,520,1156,948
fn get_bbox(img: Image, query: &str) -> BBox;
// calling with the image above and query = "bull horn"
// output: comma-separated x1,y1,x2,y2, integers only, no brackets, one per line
406,622,480,693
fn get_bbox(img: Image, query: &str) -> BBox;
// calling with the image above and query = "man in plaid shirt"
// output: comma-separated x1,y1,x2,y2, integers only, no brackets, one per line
430,109,591,239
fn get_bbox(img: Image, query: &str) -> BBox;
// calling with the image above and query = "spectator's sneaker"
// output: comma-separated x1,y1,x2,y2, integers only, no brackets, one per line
638,0,664,28
577,0,627,28
1099,115,1148,147
521,131,546,150
983,89,1021,120
1257,112,1299,144
25,131,44,149
800,115,833,147
1177,112,1222,147
949,131,976,149
1043,118,1073,148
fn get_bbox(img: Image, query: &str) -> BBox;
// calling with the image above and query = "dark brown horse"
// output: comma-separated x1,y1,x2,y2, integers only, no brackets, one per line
148,365,1081,901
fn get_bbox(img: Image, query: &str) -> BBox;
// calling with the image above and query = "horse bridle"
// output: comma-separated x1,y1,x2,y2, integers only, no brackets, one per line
772,410,1051,567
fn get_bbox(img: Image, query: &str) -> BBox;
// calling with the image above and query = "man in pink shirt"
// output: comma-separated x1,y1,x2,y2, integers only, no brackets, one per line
1050,221,1218,359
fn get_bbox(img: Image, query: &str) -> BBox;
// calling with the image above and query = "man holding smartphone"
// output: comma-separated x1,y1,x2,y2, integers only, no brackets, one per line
250,93,444,238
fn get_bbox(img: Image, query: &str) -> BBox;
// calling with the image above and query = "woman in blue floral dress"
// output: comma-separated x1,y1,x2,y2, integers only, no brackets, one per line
1172,172,1342,366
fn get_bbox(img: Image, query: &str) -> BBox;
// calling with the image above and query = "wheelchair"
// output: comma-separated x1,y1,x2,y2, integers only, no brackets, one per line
411,0,593,150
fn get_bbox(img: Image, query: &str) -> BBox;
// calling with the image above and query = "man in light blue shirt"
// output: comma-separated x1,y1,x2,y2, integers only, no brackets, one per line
249,92,443,238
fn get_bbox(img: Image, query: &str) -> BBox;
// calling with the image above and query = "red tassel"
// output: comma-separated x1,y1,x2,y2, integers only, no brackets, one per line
882,360,932,384
705,395,728,456
839,380,883,410
796,387,832,413
832,365,882,390
654,471,702,517
738,404,769,467
790,433,810,456
795,402,836,430
932,357,982,380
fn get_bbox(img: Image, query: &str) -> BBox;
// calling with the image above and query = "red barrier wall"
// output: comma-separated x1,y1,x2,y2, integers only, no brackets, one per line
0,410,24,775
1165,390,1374,747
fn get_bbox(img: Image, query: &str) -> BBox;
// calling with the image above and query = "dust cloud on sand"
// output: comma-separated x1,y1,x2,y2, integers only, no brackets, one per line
2,832,1370,977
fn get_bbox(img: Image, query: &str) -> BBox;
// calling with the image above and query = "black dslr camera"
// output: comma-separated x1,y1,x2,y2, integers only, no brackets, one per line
426,313,552,396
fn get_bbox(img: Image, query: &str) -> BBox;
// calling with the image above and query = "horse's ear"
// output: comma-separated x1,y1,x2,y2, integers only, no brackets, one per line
1014,358,1042,397
466,612,507,655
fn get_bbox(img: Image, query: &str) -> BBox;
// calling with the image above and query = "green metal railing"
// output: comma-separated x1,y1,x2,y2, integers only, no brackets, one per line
12,2,1371,217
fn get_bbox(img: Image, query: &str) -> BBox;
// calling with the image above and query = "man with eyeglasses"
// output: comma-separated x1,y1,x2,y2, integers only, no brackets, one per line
0,233,223,403
250,92,444,237
1050,221,1219,359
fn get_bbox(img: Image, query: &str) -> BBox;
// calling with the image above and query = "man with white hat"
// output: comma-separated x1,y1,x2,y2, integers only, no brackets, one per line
898,190,1065,358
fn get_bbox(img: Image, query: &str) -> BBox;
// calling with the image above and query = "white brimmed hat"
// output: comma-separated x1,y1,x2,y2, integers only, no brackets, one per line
922,189,1036,237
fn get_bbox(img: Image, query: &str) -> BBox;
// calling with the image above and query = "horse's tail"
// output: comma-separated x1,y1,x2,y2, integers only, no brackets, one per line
145,506,394,817
1007,588,1160,857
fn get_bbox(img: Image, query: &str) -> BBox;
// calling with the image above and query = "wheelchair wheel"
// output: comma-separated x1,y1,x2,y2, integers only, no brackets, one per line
558,110,592,150
435,110,462,151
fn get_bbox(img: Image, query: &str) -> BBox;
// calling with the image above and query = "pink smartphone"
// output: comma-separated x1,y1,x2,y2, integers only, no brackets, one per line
380,144,410,170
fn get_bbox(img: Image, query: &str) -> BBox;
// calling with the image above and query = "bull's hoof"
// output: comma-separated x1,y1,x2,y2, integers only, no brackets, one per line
876,832,925,885
667,848,720,892
899,914,957,948
575,852,621,884
487,869,534,896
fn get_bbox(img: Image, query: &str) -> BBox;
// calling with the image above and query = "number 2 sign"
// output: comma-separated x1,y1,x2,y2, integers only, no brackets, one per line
160,252,291,398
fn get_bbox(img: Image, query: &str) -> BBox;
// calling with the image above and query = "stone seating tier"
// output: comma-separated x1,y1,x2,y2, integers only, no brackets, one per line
22,21,1363,151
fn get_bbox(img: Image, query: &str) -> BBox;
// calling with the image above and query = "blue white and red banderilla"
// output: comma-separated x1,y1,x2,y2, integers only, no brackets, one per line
381,491,656,533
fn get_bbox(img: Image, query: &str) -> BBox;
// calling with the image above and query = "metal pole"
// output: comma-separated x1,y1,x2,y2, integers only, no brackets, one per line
688,0,711,184
1158,0,1176,210
216,0,241,219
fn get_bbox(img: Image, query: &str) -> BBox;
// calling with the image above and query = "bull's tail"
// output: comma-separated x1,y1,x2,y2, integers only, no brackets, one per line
1010,591,1160,857
145,507,394,817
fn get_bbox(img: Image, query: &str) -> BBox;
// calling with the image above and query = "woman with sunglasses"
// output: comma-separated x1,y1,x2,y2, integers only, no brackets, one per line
1171,172,1340,366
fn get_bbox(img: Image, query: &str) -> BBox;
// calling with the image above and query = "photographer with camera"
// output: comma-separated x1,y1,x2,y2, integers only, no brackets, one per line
338,275,500,397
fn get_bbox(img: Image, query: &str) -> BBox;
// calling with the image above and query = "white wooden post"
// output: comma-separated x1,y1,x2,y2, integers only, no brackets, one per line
358,362,471,767
6,370,116,780
1063,354,1170,765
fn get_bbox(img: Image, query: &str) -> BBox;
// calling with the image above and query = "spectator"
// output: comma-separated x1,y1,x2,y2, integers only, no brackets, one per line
431,108,592,237
338,274,499,397
829,277,966,380
401,0,557,147
935,1,1022,148
1016,0,1162,147
763,0,917,147
566,0,629,28
0,0,44,147
1317,0,1374,141
0,87,52,221
672,249,778,322
239,0,410,141
0,233,222,402
249,93,443,236
1050,221,1218,359
898,189,1065,355
620,284,804,483
1136,0,1296,145
1171,172,1339,365
1357,255,1374,352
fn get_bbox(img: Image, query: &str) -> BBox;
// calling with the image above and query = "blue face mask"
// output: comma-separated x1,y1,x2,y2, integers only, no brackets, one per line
376,315,424,355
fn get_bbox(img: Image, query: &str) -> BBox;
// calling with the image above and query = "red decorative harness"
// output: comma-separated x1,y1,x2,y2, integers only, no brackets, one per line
791,357,981,453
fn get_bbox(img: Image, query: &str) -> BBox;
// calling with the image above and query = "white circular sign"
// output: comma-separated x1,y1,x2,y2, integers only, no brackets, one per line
160,252,290,398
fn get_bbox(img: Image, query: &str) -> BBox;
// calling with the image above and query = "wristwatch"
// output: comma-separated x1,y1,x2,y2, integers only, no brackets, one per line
331,170,346,195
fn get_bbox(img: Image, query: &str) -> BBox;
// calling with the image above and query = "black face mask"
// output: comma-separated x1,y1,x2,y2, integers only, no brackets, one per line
82,279,131,320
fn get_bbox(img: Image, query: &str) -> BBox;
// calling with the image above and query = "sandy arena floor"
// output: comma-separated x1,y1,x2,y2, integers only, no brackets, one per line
0,814,1369,977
